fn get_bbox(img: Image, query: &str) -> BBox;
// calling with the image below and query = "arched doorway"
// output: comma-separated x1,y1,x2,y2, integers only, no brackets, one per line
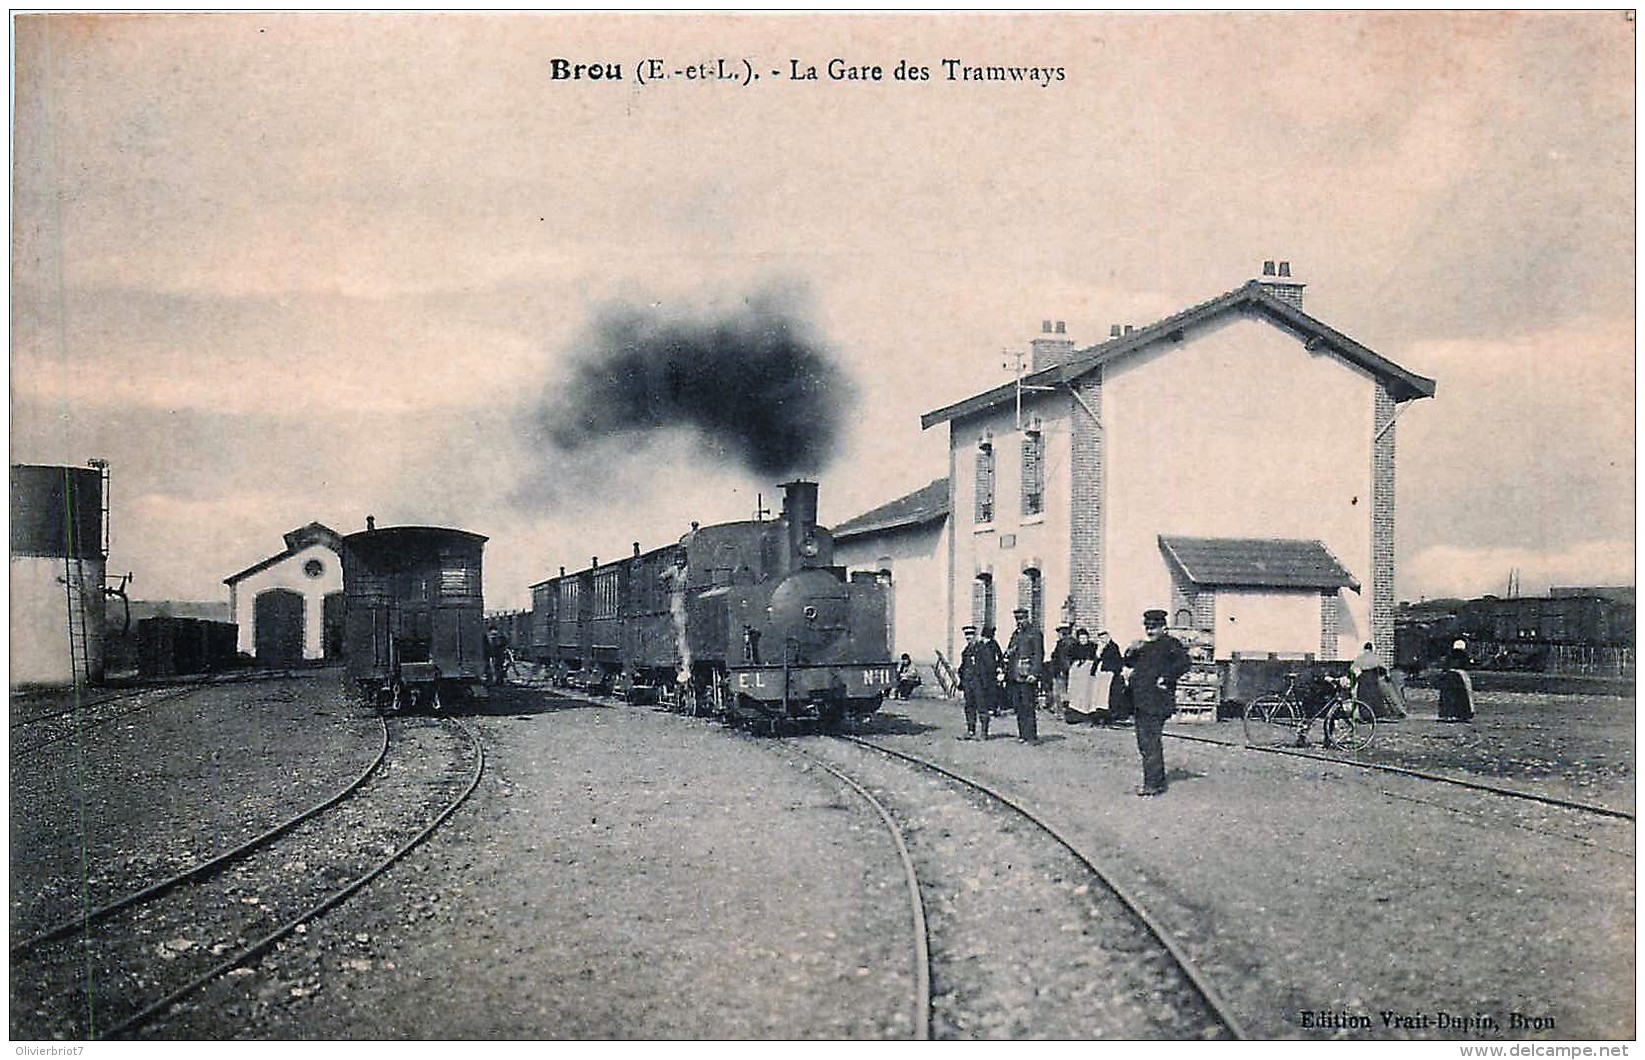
255,588,305,667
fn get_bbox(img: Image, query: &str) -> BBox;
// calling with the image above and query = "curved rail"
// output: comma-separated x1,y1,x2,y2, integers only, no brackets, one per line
12,670,316,732
12,716,392,958
837,734,1248,1042
1165,730,1634,821
99,714,485,1040
792,746,932,1041
13,685,167,728
12,687,202,756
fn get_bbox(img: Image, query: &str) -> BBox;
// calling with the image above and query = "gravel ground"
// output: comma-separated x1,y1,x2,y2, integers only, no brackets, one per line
163,684,916,1039
863,689,1635,1040
11,671,1632,1041
794,736,1233,1039
10,673,382,945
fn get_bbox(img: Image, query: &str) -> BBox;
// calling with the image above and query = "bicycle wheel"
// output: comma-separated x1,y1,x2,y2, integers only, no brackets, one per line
1329,698,1376,751
1243,694,1298,747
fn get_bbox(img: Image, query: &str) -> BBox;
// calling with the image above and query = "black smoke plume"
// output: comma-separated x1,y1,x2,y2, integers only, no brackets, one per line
537,293,856,478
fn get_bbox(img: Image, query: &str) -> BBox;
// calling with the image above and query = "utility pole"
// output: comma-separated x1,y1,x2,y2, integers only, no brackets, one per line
1002,348,1057,430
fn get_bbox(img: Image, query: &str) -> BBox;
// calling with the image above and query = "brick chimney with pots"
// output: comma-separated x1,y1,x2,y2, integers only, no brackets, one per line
1029,319,1075,371
1257,259,1306,310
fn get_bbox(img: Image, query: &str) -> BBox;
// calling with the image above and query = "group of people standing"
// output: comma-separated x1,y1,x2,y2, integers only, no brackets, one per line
957,607,1191,797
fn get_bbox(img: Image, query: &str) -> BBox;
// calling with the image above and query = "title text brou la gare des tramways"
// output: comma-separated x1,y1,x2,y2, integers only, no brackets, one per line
549,56,1067,86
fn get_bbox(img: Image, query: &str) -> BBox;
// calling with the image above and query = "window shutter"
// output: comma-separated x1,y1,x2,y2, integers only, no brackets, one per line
1022,431,1043,516
975,442,994,523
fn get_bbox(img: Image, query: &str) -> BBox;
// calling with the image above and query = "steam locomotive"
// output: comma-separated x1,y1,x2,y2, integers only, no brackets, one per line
524,481,894,732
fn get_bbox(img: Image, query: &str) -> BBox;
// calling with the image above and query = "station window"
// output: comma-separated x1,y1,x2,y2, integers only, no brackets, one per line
1021,429,1044,516
1018,568,1043,630
975,440,995,524
972,573,995,632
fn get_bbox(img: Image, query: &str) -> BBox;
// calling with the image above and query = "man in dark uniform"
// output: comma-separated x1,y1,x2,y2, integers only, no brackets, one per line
956,624,1000,740
1004,606,1045,743
1048,623,1075,718
1122,609,1191,796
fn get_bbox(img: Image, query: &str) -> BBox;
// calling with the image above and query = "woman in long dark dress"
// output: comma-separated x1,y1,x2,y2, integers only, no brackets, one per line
1096,630,1128,723
1436,641,1475,722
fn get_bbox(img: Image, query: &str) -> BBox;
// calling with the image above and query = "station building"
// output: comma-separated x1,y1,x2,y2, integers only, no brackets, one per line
835,264,1436,675
927,264,1435,663
224,522,345,666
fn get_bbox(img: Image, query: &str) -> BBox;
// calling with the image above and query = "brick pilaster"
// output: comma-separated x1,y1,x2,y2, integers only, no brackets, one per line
1069,371,1105,631
1371,385,1397,659
1320,590,1340,659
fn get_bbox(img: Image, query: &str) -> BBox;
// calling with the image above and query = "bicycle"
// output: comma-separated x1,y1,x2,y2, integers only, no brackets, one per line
1241,670,1376,752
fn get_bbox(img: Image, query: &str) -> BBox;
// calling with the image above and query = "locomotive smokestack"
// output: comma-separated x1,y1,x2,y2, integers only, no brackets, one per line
782,480,820,558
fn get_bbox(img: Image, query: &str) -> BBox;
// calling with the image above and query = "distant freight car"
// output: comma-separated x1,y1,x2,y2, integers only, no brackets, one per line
527,481,895,732
341,524,487,712
136,616,238,678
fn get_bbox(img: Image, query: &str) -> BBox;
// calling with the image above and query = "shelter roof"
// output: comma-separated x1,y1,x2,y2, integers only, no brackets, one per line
1159,535,1361,593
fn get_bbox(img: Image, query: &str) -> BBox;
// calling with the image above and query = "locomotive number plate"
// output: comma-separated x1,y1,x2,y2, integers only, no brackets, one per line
861,668,892,686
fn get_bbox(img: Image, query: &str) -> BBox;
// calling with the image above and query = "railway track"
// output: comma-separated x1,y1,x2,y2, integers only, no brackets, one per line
791,735,1245,1041
790,748,933,1040
10,714,485,1041
10,672,317,757
1165,729,1634,820
10,685,203,757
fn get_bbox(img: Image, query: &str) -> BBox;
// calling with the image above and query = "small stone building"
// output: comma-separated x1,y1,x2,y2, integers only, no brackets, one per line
224,522,345,666
920,264,1436,665
832,478,950,669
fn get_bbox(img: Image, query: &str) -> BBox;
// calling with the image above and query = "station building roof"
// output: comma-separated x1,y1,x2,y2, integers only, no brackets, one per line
921,280,1437,430
832,478,950,541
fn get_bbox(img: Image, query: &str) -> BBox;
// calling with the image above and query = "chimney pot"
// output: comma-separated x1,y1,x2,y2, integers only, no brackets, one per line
1055,320,1066,334
633,541,641,557
1109,324,1122,338
592,556,599,568
1123,324,1134,334
1041,319,1053,333
1263,260,1276,276
1278,260,1291,278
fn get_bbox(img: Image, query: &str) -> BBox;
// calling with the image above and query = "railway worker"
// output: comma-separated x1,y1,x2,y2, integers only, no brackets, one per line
1122,609,1191,796
485,625,510,686
1049,623,1075,718
982,626,1006,717
1005,607,1046,744
957,625,1000,740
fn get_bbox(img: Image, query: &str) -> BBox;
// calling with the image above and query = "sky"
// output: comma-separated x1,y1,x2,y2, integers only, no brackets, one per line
10,12,1635,611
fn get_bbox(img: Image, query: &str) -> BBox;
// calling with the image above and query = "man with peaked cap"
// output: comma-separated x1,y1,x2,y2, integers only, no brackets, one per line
1122,609,1191,795
1049,622,1075,719
956,624,1000,740
1004,606,1045,743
